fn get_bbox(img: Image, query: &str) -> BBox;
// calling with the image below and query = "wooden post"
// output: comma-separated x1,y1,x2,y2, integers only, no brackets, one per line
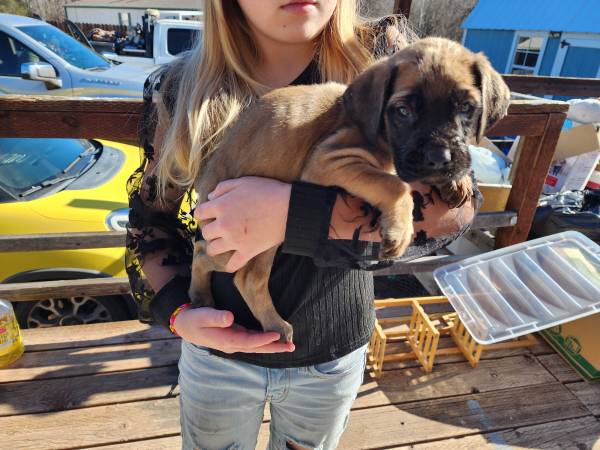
495,113,567,248
394,0,412,17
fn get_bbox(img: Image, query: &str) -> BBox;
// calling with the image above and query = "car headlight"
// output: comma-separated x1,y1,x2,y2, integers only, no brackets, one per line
106,208,130,231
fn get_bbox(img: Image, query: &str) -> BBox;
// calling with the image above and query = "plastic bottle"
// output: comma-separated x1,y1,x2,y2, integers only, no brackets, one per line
0,300,25,368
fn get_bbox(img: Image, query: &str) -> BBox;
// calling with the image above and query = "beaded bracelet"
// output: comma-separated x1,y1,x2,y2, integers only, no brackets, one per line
169,302,193,336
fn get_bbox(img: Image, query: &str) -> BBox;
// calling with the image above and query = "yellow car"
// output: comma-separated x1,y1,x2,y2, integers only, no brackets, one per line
0,137,140,328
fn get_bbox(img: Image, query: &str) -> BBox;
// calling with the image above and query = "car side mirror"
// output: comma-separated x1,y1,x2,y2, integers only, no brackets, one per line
20,62,63,90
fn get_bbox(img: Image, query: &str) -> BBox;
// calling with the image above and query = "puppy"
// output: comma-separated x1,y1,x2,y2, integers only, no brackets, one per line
190,37,510,343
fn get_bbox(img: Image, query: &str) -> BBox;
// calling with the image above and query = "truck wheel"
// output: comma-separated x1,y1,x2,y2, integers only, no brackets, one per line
14,295,131,329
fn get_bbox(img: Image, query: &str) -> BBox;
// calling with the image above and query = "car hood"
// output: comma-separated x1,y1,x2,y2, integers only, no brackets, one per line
24,140,139,227
72,62,156,98
103,61,158,79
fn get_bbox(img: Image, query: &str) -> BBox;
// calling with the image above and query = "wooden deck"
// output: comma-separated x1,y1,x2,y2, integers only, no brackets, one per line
1,320,599,449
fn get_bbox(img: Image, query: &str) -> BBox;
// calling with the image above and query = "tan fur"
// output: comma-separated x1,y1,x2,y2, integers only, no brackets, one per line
189,37,510,343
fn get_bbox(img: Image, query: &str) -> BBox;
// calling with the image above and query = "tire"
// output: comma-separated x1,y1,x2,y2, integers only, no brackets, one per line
14,294,131,329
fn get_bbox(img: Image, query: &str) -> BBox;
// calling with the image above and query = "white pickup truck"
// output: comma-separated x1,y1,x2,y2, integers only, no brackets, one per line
0,13,153,97
110,11,203,67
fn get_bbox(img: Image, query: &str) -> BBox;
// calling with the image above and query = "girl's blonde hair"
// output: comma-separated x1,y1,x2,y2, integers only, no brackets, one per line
154,0,414,202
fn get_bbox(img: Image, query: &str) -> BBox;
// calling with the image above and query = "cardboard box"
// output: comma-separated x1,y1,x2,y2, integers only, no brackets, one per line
554,123,600,162
587,164,600,189
540,313,600,381
478,183,511,212
544,150,600,194
511,124,600,193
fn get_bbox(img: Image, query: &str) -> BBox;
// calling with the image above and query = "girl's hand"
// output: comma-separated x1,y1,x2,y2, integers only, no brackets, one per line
174,307,295,354
194,176,292,272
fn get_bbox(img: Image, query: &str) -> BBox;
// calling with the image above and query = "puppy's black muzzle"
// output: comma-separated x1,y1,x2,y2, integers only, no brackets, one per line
394,138,471,185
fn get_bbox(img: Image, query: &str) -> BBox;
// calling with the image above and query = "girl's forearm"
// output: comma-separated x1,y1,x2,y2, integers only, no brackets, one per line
131,227,190,292
328,182,476,242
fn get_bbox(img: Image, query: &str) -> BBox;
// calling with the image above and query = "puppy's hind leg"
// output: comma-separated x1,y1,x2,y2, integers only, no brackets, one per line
233,248,293,344
188,239,222,308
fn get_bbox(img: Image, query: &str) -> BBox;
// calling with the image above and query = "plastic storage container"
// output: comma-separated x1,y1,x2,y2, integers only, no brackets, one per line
433,231,600,345
0,299,25,368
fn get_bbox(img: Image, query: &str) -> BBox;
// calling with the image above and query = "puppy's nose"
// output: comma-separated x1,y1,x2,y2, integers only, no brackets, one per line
425,148,452,170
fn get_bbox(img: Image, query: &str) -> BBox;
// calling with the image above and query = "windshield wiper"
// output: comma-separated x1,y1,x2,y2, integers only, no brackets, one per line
19,145,101,198
62,146,100,174
19,174,80,198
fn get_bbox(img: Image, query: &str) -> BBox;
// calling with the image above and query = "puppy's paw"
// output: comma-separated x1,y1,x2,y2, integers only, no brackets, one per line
277,321,294,345
261,318,294,344
379,221,414,260
438,175,473,208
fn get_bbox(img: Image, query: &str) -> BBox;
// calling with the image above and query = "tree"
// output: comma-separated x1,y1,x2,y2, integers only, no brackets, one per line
0,0,28,16
409,0,477,41
24,0,67,21
360,0,477,42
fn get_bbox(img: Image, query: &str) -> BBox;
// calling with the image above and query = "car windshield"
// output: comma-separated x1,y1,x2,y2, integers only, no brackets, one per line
0,138,98,197
17,24,111,71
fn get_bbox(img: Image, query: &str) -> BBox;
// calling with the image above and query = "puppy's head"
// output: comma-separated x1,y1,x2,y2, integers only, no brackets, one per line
342,37,510,184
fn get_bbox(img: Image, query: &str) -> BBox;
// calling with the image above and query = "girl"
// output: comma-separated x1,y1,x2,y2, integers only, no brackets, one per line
126,1,481,449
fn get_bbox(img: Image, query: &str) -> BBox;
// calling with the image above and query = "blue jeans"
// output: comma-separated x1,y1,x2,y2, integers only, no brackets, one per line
178,340,368,450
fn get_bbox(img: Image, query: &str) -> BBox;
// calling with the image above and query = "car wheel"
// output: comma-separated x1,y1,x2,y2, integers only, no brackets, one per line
14,295,131,329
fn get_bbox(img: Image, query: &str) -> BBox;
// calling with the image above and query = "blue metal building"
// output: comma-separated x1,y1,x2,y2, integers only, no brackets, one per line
462,0,600,78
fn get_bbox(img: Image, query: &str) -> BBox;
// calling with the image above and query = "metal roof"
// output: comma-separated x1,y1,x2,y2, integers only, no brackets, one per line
462,0,600,33
66,0,202,10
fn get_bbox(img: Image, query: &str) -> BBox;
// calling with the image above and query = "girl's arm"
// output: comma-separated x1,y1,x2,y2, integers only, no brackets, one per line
195,175,481,272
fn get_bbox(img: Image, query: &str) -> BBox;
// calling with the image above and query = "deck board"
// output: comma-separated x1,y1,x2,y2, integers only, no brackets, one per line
393,416,600,450
537,353,584,383
568,382,600,417
1,320,598,450
20,321,175,352
0,339,180,383
0,382,589,449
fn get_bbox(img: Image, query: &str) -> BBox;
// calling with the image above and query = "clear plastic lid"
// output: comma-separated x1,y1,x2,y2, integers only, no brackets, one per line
433,231,600,344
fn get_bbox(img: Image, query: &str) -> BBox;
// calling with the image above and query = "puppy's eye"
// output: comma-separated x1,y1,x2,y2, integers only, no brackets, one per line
460,102,473,114
396,105,411,117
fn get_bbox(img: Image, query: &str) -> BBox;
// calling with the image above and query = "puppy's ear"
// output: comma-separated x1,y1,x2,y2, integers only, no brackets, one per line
472,53,511,142
342,58,397,145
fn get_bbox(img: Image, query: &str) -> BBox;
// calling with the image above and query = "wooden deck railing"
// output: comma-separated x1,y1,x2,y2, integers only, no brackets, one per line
503,74,600,98
0,94,567,300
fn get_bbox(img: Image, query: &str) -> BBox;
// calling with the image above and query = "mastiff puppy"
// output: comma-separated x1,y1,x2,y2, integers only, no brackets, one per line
190,37,510,343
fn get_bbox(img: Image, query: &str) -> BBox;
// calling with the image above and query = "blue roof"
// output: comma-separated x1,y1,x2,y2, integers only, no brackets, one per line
462,0,600,33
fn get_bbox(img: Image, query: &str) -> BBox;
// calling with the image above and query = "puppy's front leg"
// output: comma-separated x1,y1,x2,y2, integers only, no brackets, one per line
302,149,414,259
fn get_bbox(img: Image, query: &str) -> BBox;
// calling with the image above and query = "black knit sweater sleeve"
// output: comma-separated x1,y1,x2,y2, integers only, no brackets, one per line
281,180,483,271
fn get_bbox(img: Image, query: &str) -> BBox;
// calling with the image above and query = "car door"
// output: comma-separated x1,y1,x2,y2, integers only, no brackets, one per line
0,31,70,95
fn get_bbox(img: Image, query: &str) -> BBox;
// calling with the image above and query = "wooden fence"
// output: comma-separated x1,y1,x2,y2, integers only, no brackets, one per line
0,94,568,303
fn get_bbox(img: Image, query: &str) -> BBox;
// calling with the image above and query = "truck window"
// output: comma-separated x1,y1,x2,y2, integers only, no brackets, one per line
17,24,110,71
0,31,46,77
167,28,200,56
